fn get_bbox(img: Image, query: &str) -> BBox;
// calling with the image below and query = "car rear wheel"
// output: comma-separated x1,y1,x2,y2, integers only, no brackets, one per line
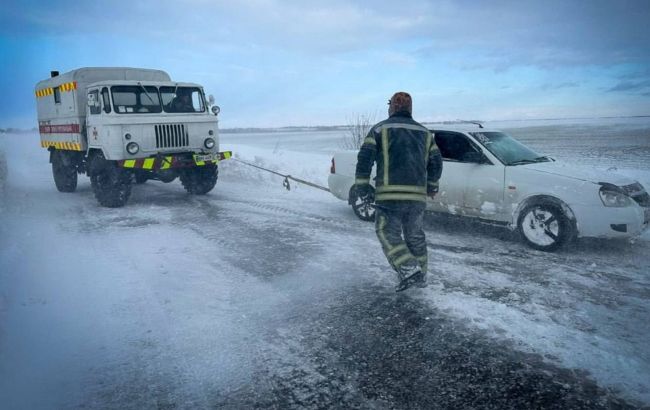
350,186,375,222
517,201,574,251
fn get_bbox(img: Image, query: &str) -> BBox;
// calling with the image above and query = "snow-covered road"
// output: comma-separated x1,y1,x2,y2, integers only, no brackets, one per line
1,122,649,409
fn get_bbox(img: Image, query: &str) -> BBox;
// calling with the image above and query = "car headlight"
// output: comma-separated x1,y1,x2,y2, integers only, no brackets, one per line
126,142,140,155
204,138,215,149
599,187,633,207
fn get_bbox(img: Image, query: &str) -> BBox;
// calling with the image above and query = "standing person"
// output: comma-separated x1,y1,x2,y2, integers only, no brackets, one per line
354,92,443,291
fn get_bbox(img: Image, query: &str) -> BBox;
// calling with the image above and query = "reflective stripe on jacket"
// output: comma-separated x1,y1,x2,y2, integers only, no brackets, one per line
355,112,443,202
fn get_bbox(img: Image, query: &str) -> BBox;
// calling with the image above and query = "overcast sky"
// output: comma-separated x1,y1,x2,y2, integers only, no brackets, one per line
1,0,650,128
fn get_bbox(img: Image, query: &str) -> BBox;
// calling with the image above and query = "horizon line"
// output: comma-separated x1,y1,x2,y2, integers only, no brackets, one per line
1,114,649,134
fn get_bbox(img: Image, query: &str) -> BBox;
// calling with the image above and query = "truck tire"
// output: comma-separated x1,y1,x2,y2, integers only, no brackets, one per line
51,150,78,192
179,164,218,195
517,201,574,252
89,152,132,207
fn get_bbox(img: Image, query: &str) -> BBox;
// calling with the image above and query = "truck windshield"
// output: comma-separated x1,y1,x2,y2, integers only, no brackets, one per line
160,86,205,113
469,132,550,165
111,86,162,114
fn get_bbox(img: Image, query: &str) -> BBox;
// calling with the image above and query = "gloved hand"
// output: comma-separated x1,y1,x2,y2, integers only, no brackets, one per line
355,183,373,198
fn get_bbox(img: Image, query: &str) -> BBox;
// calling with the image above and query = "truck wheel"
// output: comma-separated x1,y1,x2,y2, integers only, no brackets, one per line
89,153,132,207
51,150,78,192
517,201,574,252
180,164,218,195
349,186,375,222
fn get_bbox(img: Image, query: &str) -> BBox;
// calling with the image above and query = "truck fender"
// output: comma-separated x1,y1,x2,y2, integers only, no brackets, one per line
49,148,78,167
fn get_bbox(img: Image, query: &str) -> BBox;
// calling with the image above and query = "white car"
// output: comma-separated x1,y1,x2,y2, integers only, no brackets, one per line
328,124,650,251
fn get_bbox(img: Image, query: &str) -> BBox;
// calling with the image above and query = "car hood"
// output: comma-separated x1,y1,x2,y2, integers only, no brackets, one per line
520,161,636,186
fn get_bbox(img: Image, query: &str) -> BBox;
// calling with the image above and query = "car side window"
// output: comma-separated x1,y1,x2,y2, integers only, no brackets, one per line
434,131,481,162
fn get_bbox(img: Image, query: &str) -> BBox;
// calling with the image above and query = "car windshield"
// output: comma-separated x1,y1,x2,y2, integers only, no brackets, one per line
469,132,550,165
160,86,205,113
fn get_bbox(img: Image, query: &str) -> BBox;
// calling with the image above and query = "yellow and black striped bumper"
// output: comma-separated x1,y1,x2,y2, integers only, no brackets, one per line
41,140,83,151
118,151,232,170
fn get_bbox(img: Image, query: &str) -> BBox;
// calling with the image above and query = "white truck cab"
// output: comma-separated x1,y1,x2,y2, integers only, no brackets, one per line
35,67,229,207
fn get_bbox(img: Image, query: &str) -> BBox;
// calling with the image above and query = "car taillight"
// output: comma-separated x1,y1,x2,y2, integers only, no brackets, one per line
330,158,336,174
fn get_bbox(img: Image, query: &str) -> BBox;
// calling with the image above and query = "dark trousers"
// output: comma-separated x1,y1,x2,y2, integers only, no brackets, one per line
374,201,428,278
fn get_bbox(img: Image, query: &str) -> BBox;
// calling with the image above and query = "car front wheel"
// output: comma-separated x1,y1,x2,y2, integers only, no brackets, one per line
517,201,574,251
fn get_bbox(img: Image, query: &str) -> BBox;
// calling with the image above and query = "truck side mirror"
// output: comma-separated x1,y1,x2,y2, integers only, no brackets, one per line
208,94,215,105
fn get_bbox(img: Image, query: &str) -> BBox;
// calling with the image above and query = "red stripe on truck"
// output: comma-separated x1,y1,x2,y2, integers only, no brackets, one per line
39,124,80,134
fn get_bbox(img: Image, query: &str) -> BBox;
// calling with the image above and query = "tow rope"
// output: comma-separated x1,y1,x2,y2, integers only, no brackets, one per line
232,158,330,192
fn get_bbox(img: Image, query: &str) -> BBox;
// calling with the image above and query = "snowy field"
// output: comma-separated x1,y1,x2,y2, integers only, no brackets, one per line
1,118,650,409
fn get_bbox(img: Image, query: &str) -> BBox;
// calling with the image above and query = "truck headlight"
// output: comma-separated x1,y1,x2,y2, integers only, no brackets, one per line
126,142,140,155
599,187,633,207
204,138,215,149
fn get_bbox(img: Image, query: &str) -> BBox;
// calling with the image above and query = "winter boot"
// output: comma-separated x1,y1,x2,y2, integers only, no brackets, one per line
395,266,424,292
414,271,428,288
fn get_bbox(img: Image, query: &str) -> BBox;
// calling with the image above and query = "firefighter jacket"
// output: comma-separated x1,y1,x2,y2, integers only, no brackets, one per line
355,112,443,202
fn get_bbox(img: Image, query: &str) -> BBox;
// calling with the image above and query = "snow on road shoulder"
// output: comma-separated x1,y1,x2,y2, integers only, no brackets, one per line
413,230,650,404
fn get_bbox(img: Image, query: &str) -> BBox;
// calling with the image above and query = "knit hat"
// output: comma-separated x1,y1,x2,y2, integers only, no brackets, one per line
388,92,412,116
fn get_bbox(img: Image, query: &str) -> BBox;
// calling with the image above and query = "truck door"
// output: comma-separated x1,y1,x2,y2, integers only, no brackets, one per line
85,88,103,148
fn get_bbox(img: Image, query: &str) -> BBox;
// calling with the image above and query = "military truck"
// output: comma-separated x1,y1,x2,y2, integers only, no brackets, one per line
34,67,230,207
